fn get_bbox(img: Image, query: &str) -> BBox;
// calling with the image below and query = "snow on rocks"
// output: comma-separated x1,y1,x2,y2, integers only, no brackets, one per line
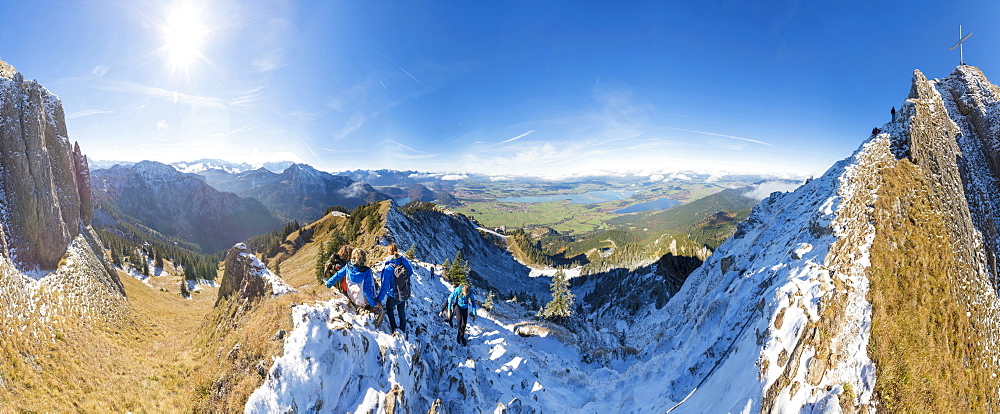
603,133,893,412
247,260,594,413
217,243,294,304
247,132,901,412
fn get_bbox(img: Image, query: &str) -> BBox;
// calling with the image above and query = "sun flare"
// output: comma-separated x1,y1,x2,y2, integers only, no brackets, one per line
161,1,208,71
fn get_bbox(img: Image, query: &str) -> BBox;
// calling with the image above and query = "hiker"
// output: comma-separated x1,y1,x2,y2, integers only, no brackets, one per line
447,284,477,346
871,127,881,136
326,248,381,312
377,243,414,334
891,106,896,122
324,244,355,292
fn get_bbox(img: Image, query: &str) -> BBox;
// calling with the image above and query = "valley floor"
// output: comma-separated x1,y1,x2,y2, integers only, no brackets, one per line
1,271,217,412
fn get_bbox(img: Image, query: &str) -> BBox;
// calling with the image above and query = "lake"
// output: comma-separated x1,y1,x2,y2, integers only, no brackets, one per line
614,197,681,214
498,189,638,204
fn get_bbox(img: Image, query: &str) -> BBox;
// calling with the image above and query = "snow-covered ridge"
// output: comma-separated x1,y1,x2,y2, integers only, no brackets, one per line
246,260,583,413
246,130,895,412
171,159,294,174
384,206,546,296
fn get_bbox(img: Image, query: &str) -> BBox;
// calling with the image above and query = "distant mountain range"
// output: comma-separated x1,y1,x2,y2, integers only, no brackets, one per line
91,161,282,253
196,164,391,223
89,159,295,174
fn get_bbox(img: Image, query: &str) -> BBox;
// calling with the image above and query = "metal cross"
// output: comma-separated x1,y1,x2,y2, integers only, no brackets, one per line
948,25,972,66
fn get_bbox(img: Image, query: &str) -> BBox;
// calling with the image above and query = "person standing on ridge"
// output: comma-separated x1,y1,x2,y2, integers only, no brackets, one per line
891,106,896,122
327,248,382,316
447,283,477,346
377,243,414,335
324,244,355,293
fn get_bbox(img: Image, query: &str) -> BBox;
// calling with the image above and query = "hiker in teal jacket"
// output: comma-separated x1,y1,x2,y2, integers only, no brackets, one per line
377,243,413,333
326,248,380,309
447,284,477,346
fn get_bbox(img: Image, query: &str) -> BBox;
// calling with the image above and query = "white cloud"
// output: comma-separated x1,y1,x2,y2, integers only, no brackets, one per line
666,127,773,147
67,109,115,119
382,139,437,160
100,80,227,108
156,119,169,134
667,173,691,181
500,130,535,144
338,181,368,198
745,180,803,200
91,66,110,77
440,174,469,181
649,174,664,182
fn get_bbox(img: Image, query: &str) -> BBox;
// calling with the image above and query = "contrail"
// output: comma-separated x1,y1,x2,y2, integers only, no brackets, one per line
380,80,389,93
667,127,773,147
376,52,421,84
501,130,535,144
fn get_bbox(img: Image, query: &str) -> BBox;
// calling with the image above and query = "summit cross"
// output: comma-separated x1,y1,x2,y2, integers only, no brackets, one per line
948,25,972,66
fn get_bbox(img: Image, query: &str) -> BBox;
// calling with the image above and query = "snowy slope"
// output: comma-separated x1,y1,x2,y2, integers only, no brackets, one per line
247,260,595,413
245,128,899,412
243,68,1000,411
384,205,547,297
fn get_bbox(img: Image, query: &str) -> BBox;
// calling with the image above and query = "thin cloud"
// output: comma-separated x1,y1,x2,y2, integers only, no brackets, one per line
100,80,227,108
208,126,250,139
251,17,294,72
376,52,421,83
667,127,773,147
231,85,266,107
332,112,375,140
384,139,437,160
91,66,110,77
500,130,535,144
67,109,115,119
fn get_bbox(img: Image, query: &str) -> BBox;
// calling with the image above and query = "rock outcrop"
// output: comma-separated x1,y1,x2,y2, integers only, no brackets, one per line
216,243,293,306
0,60,94,271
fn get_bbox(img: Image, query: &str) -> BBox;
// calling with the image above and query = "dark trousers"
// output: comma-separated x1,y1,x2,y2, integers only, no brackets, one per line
385,296,407,332
455,306,469,346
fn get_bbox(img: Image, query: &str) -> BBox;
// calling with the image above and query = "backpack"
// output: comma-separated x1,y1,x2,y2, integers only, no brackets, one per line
345,270,370,307
392,261,412,301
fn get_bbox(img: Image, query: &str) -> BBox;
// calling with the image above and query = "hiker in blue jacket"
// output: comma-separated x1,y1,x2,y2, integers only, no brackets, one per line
447,283,477,346
326,248,381,311
377,243,413,334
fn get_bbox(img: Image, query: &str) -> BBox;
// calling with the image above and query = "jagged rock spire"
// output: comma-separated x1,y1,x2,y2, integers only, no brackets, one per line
0,60,95,270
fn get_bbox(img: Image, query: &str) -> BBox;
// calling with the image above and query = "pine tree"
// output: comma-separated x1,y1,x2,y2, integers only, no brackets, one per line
483,291,495,311
315,240,330,282
539,269,574,322
446,250,469,285
180,278,189,298
405,244,416,260
154,252,164,270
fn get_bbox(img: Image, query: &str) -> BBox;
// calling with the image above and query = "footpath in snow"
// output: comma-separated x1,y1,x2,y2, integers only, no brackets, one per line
245,260,596,413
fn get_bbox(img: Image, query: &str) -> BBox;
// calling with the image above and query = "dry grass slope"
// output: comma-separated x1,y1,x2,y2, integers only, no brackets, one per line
190,203,394,412
868,160,995,412
0,201,412,412
1,271,218,412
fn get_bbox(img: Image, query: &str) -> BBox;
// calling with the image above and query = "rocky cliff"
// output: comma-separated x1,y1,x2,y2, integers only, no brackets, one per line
0,60,94,271
216,243,292,306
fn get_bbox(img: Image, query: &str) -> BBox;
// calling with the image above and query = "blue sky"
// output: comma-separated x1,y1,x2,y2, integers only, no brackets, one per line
2,1,997,177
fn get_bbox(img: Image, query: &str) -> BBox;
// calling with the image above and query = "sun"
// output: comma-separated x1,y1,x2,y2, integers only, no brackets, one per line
160,1,209,71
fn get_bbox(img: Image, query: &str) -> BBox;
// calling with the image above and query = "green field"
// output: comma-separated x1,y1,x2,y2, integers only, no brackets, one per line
447,175,773,270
